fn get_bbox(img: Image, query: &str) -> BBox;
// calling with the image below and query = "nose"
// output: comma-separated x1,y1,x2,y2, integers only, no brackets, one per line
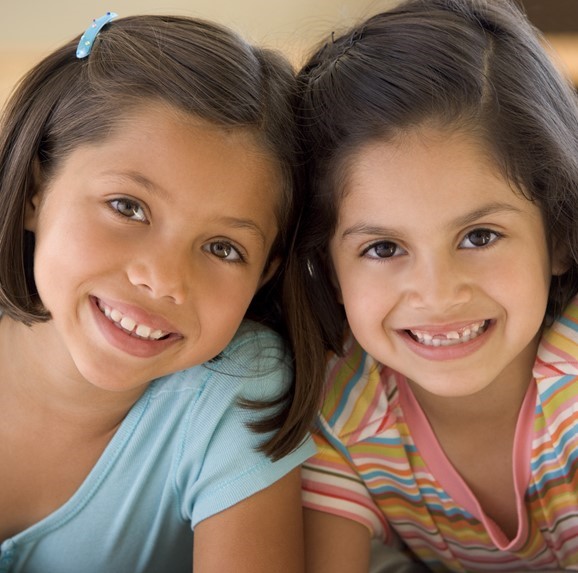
126,243,189,304
405,252,472,313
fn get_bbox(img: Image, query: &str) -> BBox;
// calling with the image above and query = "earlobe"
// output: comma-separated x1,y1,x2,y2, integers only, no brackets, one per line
24,193,42,232
551,240,571,277
552,258,570,277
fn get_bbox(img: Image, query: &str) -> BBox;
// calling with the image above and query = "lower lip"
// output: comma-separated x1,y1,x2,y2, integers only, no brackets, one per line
399,322,493,362
90,296,179,359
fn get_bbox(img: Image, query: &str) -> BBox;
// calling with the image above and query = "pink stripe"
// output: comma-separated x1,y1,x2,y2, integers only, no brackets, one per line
539,339,577,365
302,480,375,509
304,500,375,531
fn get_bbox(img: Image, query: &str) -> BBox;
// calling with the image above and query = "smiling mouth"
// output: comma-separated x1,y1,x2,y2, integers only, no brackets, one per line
406,320,490,347
96,300,171,341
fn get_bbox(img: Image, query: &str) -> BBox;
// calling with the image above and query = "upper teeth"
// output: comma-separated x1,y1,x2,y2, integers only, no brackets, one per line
409,321,487,346
99,302,167,340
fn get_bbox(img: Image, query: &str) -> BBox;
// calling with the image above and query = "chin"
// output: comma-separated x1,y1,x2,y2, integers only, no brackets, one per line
414,379,490,399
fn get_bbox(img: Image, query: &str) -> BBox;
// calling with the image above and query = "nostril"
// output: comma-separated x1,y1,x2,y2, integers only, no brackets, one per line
127,261,187,303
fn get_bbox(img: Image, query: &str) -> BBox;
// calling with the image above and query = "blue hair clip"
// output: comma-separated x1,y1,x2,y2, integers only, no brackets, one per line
76,11,118,59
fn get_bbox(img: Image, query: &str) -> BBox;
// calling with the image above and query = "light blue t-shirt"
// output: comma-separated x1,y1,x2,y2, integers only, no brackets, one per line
0,321,315,573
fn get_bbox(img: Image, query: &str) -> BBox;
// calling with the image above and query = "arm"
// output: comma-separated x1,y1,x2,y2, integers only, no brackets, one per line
304,508,371,573
193,468,304,573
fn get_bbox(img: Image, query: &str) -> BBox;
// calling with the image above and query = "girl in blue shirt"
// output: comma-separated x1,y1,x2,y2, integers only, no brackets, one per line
0,13,318,573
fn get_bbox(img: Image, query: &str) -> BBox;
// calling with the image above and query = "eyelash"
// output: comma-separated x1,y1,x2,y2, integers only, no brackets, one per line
459,228,502,249
108,197,148,223
361,228,503,260
362,241,405,260
203,241,246,264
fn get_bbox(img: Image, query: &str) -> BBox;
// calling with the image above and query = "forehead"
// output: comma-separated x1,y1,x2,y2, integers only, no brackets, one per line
125,102,278,161
52,101,284,202
50,103,281,204
343,127,506,193
336,127,536,225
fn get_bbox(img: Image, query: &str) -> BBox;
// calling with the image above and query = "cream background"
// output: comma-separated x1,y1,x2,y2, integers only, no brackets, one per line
0,0,400,105
0,0,577,106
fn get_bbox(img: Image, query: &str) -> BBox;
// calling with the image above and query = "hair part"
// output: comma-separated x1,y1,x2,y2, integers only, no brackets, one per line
292,0,578,355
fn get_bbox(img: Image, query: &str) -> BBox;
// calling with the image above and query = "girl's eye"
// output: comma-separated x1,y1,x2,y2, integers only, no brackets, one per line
109,198,147,222
460,228,501,249
206,241,244,262
363,241,405,259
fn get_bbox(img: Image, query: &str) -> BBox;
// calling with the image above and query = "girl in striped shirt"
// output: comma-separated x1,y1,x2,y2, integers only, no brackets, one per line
290,0,578,570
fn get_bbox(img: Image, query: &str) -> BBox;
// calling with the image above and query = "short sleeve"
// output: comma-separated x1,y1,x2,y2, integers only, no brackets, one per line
175,322,316,528
302,333,393,542
302,426,390,542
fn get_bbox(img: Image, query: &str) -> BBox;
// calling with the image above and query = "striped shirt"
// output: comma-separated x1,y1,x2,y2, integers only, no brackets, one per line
302,295,578,572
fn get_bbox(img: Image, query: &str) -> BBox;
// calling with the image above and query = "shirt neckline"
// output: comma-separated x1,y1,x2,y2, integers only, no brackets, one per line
396,375,536,550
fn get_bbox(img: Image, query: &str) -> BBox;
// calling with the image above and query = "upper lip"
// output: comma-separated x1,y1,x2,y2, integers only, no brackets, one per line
93,296,181,337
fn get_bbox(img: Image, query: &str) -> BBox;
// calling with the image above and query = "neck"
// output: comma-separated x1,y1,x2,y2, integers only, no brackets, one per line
0,315,144,435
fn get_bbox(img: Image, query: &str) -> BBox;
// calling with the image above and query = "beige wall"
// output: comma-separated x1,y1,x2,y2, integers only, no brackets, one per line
0,0,399,104
547,35,578,83
1,0,577,106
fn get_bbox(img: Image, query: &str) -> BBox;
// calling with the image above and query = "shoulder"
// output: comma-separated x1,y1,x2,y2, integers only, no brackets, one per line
535,293,578,378
173,323,313,526
218,320,288,371
151,320,290,404
319,329,395,442
208,320,291,402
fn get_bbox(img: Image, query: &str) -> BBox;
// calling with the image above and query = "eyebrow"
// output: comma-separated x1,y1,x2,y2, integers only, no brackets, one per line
101,171,171,201
450,201,523,229
340,201,524,240
218,217,269,246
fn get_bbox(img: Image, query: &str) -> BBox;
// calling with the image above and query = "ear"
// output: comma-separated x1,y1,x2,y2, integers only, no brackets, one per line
329,264,343,304
258,256,281,288
551,239,571,277
24,159,44,232
24,192,43,232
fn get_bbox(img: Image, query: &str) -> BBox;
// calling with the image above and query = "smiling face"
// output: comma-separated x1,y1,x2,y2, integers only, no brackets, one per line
25,104,280,393
330,128,564,398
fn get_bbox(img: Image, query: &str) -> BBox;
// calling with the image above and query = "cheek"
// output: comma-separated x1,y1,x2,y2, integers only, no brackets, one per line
476,244,552,332
332,250,393,316
39,226,99,265
198,272,261,318
33,215,113,293
491,242,551,295
338,271,393,324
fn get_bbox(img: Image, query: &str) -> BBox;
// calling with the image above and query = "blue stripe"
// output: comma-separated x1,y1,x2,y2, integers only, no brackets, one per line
328,349,373,426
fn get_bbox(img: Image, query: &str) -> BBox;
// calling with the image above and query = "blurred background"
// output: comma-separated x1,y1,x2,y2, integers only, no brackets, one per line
1,0,578,105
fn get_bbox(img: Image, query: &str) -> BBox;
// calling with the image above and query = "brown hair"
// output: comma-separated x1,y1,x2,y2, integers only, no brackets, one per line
0,14,315,459
291,0,578,358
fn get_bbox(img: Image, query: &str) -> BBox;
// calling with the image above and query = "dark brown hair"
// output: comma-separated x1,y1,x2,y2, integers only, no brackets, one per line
0,14,314,459
291,0,578,357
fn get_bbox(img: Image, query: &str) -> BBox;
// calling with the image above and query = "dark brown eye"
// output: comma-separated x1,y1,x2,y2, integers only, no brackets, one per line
461,229,500,249
364,241,402,259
